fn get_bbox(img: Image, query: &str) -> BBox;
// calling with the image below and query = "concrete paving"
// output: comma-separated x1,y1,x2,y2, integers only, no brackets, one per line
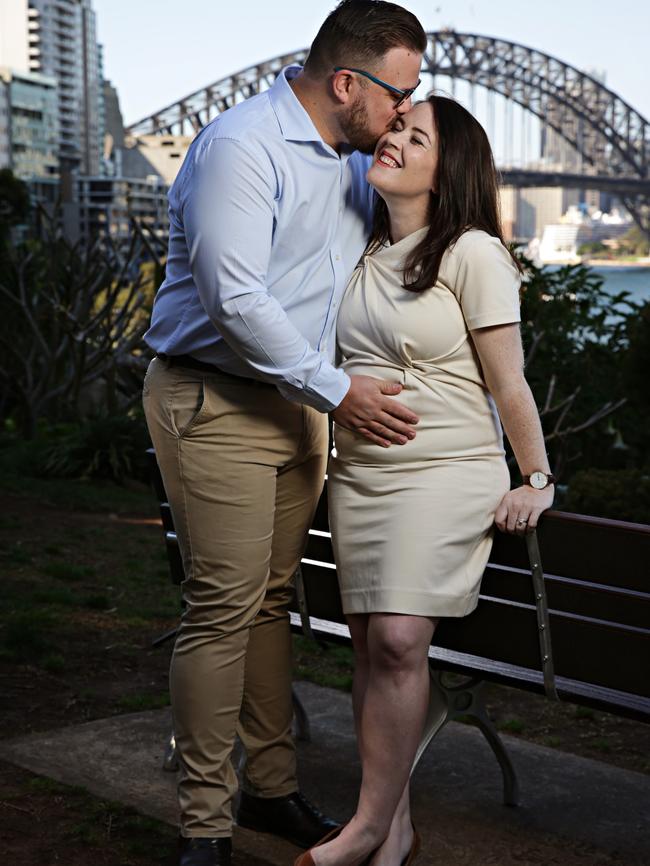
1,681,648,866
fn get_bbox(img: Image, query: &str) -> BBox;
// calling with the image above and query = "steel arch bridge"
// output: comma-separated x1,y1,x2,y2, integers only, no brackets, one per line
126,32,650,231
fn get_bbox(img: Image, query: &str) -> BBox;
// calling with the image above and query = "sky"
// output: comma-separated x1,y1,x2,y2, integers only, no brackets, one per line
93,0,650,127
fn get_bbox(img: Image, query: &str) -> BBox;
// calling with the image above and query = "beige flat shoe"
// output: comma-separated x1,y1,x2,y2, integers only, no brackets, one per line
293,825,344,866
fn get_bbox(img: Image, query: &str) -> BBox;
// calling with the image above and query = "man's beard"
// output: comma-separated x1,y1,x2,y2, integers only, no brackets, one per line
340,95,381,154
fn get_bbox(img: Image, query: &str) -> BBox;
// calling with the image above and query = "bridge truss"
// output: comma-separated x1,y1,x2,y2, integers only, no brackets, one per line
127,33,649,232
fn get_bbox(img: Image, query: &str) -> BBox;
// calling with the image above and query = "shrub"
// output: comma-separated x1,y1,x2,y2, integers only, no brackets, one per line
40,414,151,484
563,468,650,524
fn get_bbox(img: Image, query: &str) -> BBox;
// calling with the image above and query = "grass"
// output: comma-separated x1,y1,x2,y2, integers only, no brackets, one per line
498,718,526,734
82,594,111,610
0,471,154,514
592,738,612,753
26,776,85,795
42,562,97,582
32,587,77,606
1,542,32,564
1,610,58,661
117,692,170,712
41,653,66,673
293,635,355,691
0,514,21,530
6,765,178,863
575,707,596,721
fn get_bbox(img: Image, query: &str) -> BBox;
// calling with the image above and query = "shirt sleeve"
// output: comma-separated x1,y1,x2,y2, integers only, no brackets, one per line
181,135,350,412
452,232,522,330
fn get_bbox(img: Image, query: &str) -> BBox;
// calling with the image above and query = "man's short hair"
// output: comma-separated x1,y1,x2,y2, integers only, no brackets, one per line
304,0,427,76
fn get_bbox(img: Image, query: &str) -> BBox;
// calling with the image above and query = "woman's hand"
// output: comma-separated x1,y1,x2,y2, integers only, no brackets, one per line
494,485,555,535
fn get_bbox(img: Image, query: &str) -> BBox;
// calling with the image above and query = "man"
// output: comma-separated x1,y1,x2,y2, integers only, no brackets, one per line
143,2,426,864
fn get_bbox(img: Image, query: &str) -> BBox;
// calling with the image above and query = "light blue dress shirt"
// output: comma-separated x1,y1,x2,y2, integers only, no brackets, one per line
145,65,374,412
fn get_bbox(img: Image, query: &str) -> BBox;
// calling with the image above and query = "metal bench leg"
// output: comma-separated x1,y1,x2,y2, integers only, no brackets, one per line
472,707,520,807
424,668,520,807
292,686,311,742
162,731,179,772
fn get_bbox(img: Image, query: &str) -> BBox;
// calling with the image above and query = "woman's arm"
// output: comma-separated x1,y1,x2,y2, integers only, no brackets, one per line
470,322,554,534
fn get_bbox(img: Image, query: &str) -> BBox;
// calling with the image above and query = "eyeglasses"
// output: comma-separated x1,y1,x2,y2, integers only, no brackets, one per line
333,67,420,108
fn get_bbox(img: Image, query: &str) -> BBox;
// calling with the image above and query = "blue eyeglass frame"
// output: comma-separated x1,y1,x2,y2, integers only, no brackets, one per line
333,66,420,107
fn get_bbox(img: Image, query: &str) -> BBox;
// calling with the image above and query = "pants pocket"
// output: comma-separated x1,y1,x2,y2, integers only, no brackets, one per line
169,375,210,438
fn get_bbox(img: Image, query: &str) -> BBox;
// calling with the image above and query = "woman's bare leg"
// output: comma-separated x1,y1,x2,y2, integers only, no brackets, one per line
312,613,437,866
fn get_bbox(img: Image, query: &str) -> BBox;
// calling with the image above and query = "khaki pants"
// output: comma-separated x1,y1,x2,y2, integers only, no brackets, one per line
143,357,328,837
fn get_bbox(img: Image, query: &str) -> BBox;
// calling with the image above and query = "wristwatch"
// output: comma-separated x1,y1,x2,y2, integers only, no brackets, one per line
523,471,556,490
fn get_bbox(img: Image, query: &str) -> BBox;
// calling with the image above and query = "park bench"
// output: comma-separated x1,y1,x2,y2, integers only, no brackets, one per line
146,448,650,807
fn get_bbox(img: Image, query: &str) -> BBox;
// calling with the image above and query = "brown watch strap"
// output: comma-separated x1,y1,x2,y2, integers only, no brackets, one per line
523,473,556,485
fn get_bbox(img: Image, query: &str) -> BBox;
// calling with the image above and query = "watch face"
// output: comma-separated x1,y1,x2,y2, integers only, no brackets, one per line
530,471,547,489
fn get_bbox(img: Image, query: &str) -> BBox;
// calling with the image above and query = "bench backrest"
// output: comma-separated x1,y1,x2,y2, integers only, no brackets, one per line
303,483,650,716
147,450,650,721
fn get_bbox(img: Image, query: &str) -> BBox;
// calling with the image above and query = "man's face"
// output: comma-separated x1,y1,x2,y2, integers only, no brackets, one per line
339,46,423,154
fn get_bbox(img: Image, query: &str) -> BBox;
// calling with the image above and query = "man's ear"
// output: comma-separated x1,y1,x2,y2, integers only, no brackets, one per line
331,69,355,105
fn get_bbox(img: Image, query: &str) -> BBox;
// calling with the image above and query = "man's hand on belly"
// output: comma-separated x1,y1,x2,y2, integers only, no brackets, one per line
332,375,419,448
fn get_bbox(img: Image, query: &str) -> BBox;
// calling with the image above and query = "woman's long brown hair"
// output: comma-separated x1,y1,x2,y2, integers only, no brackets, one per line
370,94,523,291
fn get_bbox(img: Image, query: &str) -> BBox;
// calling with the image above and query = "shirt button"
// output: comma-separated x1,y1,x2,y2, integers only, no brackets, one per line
335,255,341,261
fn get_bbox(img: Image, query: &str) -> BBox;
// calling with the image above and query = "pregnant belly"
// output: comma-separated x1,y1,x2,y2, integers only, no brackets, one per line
335,364,505,465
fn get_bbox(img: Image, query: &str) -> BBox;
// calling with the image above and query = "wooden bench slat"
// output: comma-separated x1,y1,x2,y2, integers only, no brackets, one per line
304,532,650,629
481,566,649,629
299,564,650,697
493,512,650,592
288,612,649,723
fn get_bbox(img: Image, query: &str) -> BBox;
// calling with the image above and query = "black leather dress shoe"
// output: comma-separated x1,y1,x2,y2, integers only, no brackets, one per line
236,790,339,848
178,836,232,866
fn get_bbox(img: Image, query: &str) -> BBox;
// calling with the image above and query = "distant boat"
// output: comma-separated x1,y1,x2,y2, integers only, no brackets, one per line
537,224,581,265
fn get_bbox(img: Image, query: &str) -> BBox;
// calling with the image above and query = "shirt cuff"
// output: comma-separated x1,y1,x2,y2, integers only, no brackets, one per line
278,365,350,413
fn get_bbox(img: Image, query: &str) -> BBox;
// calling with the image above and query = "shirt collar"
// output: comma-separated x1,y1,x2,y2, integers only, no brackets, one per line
269,65,353,160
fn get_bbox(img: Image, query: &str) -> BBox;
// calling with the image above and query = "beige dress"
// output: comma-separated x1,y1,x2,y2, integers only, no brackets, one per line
327,228,522,617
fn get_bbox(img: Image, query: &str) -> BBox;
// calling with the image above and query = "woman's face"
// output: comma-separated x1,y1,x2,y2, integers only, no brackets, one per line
366,101,438,200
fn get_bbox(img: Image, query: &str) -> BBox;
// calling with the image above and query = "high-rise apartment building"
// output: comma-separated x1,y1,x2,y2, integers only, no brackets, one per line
0,65,58,185
27,0,103,175
516,187,580,240
0,77,10,169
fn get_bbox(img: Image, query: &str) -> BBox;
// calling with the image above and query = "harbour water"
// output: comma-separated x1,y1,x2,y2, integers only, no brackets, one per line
590,266,650,303
544,264,650,304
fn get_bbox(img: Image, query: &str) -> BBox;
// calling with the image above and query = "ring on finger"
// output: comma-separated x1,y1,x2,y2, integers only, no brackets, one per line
516,517,528,527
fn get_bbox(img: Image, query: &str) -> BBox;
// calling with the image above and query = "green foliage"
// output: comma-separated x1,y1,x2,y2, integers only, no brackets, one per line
0,169,30,239
577,241,608,256
0,211,152,438
562,468,650,524
618,225,650,257
39,414,151,483
518,258,648,478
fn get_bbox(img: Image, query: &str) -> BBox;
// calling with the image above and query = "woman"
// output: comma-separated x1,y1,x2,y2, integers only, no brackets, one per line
294,95,554,866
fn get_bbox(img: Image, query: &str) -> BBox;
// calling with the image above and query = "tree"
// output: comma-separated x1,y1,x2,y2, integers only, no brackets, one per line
0,211,154,438
0,169,30,242
619,225,650,257
517,257,641,479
